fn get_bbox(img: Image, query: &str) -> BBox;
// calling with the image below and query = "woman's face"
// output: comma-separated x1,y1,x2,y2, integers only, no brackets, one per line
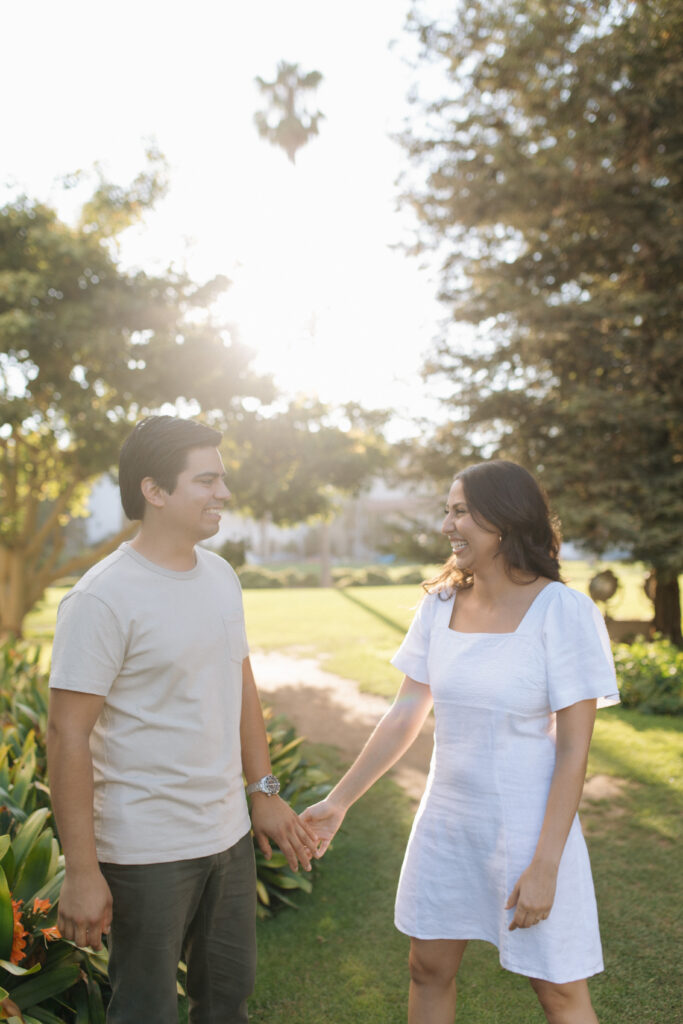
441,478,501,573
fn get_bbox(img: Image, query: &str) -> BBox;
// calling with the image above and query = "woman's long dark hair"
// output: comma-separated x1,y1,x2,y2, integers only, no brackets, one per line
424,460,563,595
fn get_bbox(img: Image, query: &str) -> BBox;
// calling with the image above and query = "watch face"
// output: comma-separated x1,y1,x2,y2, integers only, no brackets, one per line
263,775,280,795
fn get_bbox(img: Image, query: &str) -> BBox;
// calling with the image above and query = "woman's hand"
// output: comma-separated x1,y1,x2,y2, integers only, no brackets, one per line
505,859,558,931
299,797,347,858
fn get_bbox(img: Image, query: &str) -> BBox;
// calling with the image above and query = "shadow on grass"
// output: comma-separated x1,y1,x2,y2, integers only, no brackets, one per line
581,708,682,1022
337,589,407,635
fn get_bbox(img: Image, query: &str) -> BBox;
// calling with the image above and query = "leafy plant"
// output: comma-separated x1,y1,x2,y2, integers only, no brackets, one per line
0,809,109,1023
614,637,683,715
255,712,330,918
0,645,52,830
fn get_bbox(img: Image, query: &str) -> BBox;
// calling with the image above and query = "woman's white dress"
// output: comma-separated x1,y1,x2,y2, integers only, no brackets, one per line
391,582,619,983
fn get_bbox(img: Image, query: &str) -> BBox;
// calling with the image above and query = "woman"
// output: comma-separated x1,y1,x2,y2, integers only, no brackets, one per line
302,460,619,1024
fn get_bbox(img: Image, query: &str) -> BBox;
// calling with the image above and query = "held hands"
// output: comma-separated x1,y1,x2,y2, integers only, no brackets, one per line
299,797,347,858
250,794,319,872
506,859,558,931
57,867,113,950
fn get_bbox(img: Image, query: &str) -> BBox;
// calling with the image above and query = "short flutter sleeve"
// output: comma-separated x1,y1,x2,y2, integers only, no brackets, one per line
390,593,439,685
542,586,620,712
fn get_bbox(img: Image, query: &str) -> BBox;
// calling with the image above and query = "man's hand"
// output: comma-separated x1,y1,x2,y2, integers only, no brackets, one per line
299,797,346,858
57,867,113,950
250,795,319,872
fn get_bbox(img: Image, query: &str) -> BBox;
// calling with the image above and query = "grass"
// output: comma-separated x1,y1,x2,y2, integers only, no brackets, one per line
244,711,682,1024
240,585,419,697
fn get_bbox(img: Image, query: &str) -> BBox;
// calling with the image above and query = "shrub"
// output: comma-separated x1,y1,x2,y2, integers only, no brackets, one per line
217,537,248,570
0,808,110,1022
361,568,392,586
333,574,356,589
0,644,51,825
614,636,683,715
281,571,319,588
394,568,425,585
237,567,284,589
255,711,331,918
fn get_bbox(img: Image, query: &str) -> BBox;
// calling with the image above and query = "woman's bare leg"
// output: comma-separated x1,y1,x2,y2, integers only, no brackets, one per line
529,976,599,1024
408,938,468,1024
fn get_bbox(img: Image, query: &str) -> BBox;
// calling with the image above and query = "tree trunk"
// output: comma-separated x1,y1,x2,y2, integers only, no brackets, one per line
258,516,271,562
319,520,332,588
0,546,28,638
0,524,136,640
653,570,682,647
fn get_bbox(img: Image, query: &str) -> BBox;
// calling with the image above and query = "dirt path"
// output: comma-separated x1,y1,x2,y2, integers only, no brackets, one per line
251,650,433,802
251,650,621,809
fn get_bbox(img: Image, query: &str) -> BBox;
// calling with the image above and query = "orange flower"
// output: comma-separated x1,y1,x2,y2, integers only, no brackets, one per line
32,897,51,916
41,925,61,942
10,899,28,964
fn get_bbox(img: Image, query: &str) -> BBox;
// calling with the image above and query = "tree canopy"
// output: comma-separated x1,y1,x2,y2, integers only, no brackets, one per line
225,400,389,525
400,0,683,639
224,400,390,583
0,168,270,636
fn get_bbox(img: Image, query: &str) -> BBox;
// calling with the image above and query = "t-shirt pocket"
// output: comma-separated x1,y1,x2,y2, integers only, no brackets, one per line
221,615,247,664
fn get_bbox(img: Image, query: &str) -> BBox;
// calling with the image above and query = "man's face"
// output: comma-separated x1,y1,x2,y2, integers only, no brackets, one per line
156,446,231,542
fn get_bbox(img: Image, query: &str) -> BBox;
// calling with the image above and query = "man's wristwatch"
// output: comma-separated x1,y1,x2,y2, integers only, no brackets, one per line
246,773,280,797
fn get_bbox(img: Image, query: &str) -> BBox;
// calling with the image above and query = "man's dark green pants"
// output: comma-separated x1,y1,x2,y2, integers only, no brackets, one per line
100,832,256,1023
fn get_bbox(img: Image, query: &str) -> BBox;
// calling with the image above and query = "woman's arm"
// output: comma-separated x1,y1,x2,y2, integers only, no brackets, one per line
301,676,433,855
506,698,597,930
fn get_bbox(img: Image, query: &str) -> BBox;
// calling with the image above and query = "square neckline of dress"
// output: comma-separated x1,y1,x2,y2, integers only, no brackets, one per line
445,579,560,637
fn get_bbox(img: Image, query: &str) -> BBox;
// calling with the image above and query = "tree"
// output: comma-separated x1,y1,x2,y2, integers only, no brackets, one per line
254,61,324,163
224,400,391,584
0,167,271,637
400,0,683,641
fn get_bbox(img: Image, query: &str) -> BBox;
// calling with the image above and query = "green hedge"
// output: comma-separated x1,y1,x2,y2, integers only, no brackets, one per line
236,565,429,589
614,636,683,715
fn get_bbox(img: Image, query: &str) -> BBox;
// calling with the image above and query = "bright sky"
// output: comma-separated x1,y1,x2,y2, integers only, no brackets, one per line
2,0,451,434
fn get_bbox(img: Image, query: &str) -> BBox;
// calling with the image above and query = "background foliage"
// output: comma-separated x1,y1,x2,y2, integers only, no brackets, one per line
400,0,683,641
0,159,270,639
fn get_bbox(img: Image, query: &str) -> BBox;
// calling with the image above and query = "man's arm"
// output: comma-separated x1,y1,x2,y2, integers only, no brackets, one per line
47,688,112,949
240,656,318,872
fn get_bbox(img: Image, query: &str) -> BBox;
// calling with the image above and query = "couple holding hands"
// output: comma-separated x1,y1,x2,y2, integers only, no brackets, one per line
47,416,617,1024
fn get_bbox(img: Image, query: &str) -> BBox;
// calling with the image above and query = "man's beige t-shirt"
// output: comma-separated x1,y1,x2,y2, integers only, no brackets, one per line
49,543,251,864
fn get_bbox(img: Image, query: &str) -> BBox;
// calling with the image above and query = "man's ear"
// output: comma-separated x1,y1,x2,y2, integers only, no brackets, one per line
140,477,167,509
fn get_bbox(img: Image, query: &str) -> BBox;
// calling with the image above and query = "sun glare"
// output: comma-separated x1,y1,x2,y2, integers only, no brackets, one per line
2,0,442,425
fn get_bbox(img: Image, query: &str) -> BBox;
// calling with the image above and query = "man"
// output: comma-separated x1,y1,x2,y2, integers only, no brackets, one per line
47,415,317,1024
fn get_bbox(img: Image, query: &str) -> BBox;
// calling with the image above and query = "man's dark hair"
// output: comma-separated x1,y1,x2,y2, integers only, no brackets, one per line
118,416,223,520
